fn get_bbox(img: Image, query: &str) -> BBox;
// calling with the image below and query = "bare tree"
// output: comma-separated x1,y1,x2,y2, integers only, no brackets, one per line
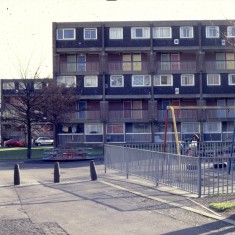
38,80,79,147
2,75,79,159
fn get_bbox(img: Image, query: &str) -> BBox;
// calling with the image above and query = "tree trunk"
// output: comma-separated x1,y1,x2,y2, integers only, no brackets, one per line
27,123,32,159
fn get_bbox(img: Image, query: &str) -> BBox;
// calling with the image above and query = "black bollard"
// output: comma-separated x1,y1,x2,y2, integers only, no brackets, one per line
90,160,97,181
54,162,60,183
14,164,20,185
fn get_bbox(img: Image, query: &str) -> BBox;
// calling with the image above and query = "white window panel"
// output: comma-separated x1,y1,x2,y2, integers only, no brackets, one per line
154,75,173,86
84,28,97,40
56,28,75,40
181,74,194,86
131,27,150,39
132,75,151,86
110,75,124,87
153,27,172,38
109,27,123,39
85,123,103,134
107,124,124,134
227,26,235,37
84,76,98,87
181,122,200,133
19,82,26,90
57,76,76,87
203,122,221,133
3,82,15,90
180,26,194,38
206,26,219,38
34,82,42,89
207,74,220,86
228,74,235,85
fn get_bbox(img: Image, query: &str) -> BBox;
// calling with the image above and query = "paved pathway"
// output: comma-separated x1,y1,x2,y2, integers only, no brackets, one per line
0,159,234,234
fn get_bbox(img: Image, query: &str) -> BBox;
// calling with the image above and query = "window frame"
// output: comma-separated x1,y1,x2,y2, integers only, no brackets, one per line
154,74,173,86
206,26,220,38
110,75,124,87
203,122,221,133
107,123,124,134
56,28,76,40
109,27,123,39
132,75,151,87
131,27,150,39
3,82,15,90
180,26,194,38
228,74,235,85
181,74,195,86
34,82,43,90
207,74,221,86
227,26,235,38
57,76,76,87
84,28,97,40
153,27,172,39
85,123,103,135
84,75,98,87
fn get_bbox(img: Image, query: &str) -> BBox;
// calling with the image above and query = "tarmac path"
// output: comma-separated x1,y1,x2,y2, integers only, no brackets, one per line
0,159,234,235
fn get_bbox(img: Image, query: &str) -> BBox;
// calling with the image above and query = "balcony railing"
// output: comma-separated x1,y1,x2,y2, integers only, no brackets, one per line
205,61,235,71
108,61,148,73
59,62,100,74
156,61,196,72
108,109,149,120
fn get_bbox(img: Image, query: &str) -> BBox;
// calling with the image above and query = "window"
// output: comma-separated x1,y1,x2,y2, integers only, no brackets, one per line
85,123,103,134
228,74,235,85
154,75,173,86
84,76,98,87
107,124,124,134
160,53,180,70
181,122,200,133
181,74,195,86
109,27,123,39
180,26,194,38
84,28,97,40
206,26,219,38
227,26,235,37
56,28,75,40
153,27,172,38
110,75,124,87
19,82,26,90
131,27,150,39
123,54,142,71
3,82,15,90
132,75,151,87
57,76,76,87
203,122,221,133
207,74,220,86
34,82,42,89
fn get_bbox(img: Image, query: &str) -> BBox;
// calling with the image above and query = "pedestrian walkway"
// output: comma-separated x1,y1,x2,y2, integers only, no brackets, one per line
0,159,234,235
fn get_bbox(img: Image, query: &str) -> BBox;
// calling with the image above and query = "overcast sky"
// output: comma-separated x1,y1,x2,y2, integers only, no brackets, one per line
1,0,235,79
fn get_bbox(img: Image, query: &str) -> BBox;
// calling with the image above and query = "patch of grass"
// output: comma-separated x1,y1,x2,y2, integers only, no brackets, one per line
0,147,53,160
209,202,235,212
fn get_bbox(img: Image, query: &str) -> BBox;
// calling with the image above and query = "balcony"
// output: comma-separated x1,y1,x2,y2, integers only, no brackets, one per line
205,61,235,72
108,109,149,121
108,61,148,74
156,109,235,122
156,61,196,73
59,62,100,74
70,110,101,121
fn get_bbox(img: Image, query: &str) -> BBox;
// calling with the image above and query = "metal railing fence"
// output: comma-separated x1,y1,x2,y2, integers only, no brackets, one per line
104,144,235,197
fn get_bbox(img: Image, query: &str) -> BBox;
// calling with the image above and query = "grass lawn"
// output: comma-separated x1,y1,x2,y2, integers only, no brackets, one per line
209,202,235,212
0,147,53,160
0,146,103,160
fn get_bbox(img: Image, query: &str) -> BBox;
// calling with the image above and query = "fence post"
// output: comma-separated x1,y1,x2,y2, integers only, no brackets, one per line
126,148,129,179
197,156,202,198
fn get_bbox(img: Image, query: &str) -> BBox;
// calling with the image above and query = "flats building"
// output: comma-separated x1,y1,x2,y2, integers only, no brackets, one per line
52,20,235,145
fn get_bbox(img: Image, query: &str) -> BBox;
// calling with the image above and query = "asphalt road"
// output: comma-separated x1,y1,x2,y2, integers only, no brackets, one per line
0,158,234,235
